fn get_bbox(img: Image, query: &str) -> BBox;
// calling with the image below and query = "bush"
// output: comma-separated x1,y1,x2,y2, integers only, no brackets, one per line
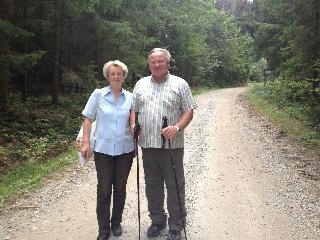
0,93,88,173
251,79,320,131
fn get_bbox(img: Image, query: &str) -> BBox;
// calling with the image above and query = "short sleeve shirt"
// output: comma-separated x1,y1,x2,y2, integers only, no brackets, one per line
132,73,197,149
82,86,134,156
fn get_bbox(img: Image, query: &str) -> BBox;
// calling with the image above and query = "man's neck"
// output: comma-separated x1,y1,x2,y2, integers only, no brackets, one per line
152,72,169,82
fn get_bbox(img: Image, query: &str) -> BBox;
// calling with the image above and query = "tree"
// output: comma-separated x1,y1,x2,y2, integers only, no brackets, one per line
0,0,43,109
51,0,62,104
0,0,12,110
253,0,320,80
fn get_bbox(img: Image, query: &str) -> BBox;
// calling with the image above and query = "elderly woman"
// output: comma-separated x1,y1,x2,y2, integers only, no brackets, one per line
81,60,134,240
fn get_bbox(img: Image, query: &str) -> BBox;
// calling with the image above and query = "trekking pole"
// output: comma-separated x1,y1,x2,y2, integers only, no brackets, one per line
162,116,188,240
134,112,141,240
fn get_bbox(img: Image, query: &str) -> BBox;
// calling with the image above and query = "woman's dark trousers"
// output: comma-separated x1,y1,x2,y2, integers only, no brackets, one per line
94,151,133,235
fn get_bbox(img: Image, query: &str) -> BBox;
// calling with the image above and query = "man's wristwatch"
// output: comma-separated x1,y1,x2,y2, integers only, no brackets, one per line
174,126,180,133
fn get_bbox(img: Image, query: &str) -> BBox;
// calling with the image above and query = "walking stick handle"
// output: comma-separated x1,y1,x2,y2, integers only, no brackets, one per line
134,112,140,141
162,116,168,128
162,116,168,148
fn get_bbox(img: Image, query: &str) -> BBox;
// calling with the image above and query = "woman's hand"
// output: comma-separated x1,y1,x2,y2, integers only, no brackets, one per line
130,124,135,138
81,142,90,160
130,124,142,140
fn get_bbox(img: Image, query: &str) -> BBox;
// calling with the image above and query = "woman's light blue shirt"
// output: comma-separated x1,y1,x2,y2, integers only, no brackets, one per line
82,86,134,156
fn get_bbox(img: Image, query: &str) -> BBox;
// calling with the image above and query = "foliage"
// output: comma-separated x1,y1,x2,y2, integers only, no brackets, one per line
248,83,320,153
250,80,320,131
0,19,34,39
2,0,257,104
2,50,45,73
253,0,319,80
204,10,254,86
249,58,268,81
0,93,88,174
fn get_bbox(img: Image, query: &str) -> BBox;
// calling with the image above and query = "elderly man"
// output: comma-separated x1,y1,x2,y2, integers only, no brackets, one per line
130,48,197,240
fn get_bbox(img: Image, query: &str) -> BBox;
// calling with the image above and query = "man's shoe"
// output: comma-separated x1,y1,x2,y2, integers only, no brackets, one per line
111,223,123,236
167,230,181,240
96,232,110,240
147,222,167,237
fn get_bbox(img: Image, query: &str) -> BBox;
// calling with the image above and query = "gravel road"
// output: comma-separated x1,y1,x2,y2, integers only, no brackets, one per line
1,87,319,240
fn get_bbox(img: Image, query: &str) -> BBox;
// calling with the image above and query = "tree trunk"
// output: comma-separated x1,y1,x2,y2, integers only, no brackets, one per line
21,0,27,101
316,0,319,65
314,0,319,83
230,0,237,13
51,0,62,104
0,0,12,111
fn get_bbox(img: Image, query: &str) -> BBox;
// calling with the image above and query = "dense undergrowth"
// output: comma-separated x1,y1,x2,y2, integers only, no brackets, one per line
248,81,320,153
0,93,90,207
0,93,89,174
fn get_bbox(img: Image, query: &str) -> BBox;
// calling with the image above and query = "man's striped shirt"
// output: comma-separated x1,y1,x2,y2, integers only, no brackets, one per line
132,73,197,149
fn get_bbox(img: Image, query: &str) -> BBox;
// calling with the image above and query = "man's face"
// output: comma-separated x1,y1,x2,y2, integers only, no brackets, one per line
148,52,169,81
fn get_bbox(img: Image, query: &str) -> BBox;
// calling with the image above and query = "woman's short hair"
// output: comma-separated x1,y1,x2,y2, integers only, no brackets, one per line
103,60,128,79
147,48,171,63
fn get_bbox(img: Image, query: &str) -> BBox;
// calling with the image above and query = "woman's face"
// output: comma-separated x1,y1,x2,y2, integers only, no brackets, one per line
107,65,125,87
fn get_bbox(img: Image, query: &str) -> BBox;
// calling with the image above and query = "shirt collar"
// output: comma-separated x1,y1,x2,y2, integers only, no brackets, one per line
105,85,124,96
151,71,169,83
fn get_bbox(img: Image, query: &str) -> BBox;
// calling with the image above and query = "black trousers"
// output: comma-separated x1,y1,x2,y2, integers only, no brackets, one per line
94,151,134,234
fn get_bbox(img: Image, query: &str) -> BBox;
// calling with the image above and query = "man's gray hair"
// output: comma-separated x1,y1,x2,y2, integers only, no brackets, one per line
103,60,128,79
148,48,171,63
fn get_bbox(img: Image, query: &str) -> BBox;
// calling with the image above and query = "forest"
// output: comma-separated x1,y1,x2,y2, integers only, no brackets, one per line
0,0,319,194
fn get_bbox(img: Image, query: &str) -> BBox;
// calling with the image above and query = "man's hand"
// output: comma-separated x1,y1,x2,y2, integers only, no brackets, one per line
161,125,179,139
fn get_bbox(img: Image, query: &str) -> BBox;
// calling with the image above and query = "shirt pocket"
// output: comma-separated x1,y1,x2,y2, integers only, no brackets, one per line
162,90,180,110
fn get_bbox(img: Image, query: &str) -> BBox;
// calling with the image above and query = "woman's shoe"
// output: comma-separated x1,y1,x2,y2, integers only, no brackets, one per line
167,230,181,240
111,223,123,236
97,232,110,240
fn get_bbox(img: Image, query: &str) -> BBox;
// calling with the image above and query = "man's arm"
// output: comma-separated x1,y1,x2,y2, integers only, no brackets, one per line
175,109,193,130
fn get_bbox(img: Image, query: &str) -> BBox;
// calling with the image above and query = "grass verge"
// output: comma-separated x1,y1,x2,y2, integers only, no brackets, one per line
0,148,77,209
247,84,320,155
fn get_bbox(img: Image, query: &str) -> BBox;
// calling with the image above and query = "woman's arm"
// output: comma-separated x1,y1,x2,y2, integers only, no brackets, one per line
81,117,92,159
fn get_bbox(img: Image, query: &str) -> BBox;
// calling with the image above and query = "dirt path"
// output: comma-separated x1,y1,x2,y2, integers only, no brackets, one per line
1,87,320,240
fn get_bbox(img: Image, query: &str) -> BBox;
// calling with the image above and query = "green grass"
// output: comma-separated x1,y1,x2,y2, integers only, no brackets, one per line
0,148,77,208
247,84,320,154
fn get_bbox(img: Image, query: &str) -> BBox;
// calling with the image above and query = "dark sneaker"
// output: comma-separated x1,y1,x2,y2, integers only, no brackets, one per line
97,232,110,240
111,223,123,236
167,230,181,240
147,222,167,237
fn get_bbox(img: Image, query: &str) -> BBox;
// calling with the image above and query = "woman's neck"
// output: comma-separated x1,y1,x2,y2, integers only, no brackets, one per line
110,86,122,101
110,85,121,94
